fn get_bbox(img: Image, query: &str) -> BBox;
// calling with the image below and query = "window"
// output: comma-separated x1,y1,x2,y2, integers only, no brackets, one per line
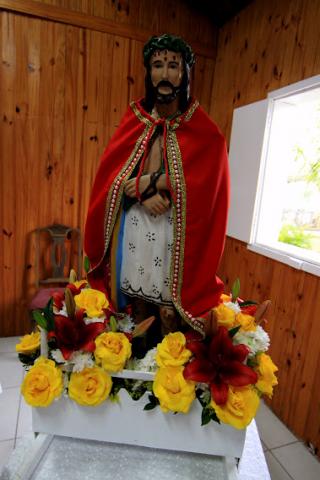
228,75,320,276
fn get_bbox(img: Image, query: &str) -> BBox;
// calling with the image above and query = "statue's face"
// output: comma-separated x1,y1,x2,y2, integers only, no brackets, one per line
150,50,183,99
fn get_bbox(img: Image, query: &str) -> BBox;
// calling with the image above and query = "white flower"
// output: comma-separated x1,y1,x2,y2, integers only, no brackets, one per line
84,315,105,325
117,315,135,333
54,303,68,317
233,326,270,357
224,301,241,314
132,348,157,372
69,351,95,372
51,349,67,364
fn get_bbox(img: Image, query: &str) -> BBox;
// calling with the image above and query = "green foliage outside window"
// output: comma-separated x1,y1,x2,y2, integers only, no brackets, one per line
278,224,312,249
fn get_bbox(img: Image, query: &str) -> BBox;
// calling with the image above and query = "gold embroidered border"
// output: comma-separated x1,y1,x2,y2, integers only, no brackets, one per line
184,99,199,122
167,130,204,334
130,101,153,127
100,126,151,263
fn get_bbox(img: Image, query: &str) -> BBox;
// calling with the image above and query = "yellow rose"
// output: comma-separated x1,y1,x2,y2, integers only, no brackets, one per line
68,367,112,406
220,294,231,302
156,332,192,368
73,280,88,289
21,357,63,407
74,288,109,317
214,303,237,328
94,332,131,372
236,312,256,332
211,385,260,429
153,366,195,414
16,331,40,354
255,353,278,397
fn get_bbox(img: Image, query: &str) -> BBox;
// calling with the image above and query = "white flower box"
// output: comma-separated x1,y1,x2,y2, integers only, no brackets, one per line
32,370,246,459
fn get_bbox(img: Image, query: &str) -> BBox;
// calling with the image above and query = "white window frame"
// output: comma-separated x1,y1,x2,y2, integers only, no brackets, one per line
227,74,320,277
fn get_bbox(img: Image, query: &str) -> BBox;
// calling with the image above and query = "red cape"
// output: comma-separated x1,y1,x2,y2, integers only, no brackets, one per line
84,99,229,333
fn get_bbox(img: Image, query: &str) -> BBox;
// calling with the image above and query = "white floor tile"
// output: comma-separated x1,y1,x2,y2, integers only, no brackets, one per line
255,402,297,449
272,442,320,480
0,353,24,388
0,439,15,474
264,452,293,480
0,337,20,353
0,387,20,441
16,397,33,438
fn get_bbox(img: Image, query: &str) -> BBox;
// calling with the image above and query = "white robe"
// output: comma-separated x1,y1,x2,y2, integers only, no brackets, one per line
120,203,173,305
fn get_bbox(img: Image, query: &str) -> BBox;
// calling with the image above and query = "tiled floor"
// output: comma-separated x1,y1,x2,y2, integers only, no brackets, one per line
1,336,320,479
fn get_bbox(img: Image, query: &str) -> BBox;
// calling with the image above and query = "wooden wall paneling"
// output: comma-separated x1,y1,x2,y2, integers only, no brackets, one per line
289,273,320,438
16,16,41,331
63,25,83,230
210,0,320,143
108,35,130,136
192,55,216,113
0,0,217,58
78,29,106,236
1,12,16,336
267,264,304,417
38,17,55,228
305,333,320,454
128,38,145,103
51,22,67,227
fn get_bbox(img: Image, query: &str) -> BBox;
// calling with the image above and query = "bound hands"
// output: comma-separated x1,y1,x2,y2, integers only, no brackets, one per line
124,175,170,215
124,174,150,198
142,193,170,215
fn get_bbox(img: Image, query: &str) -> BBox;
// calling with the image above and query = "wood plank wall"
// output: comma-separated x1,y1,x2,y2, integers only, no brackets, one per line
211,0,320,456
0,0,217,337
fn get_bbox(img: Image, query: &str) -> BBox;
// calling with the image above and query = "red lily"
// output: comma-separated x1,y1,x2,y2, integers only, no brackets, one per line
66,283,87,296
183,326,258,405
52,291,65,310
53,309,105,360
240,304,258,316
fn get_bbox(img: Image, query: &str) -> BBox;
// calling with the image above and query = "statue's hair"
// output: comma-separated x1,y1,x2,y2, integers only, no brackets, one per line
143,34,195,69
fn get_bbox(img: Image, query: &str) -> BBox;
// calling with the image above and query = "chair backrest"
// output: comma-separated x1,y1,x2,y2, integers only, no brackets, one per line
34,224,82,288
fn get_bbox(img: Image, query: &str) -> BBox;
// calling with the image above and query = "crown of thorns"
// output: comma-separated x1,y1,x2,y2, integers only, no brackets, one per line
143,34,195,68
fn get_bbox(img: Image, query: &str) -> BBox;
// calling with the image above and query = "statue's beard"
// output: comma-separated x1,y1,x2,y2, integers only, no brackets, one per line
154,81,181,104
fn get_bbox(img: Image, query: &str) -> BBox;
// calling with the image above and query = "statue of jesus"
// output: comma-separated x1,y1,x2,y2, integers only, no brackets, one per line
85,34,229,341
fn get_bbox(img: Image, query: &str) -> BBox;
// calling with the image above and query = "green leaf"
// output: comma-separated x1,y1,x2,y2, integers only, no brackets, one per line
201,407,212,426
109,316,118,332
109,393,120,403
201,405,220,426
18,350,40,367
238,300,258,307
231,278,240,302
229,325,241,338
43,298,55,331
84,255,90,273
148,393,159,405
143,403,157,411
32,310,47,330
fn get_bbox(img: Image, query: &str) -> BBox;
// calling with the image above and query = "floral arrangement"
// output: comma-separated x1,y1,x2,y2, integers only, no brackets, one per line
17,276,278,430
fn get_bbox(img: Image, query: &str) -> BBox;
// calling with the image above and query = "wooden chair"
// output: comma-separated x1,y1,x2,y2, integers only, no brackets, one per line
29,224,82,311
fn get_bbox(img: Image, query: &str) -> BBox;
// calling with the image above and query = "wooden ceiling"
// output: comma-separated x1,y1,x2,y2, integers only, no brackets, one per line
185,0,254,27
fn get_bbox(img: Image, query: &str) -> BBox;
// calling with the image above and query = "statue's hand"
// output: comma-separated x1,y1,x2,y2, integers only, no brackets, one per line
142,193,170,215
124,175,150,198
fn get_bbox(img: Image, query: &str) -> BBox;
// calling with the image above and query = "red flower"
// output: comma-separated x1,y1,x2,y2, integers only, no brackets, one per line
66,283,87,296
52,291,65,310
53,310,105,360
240,304,258,316
183,326,258,405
